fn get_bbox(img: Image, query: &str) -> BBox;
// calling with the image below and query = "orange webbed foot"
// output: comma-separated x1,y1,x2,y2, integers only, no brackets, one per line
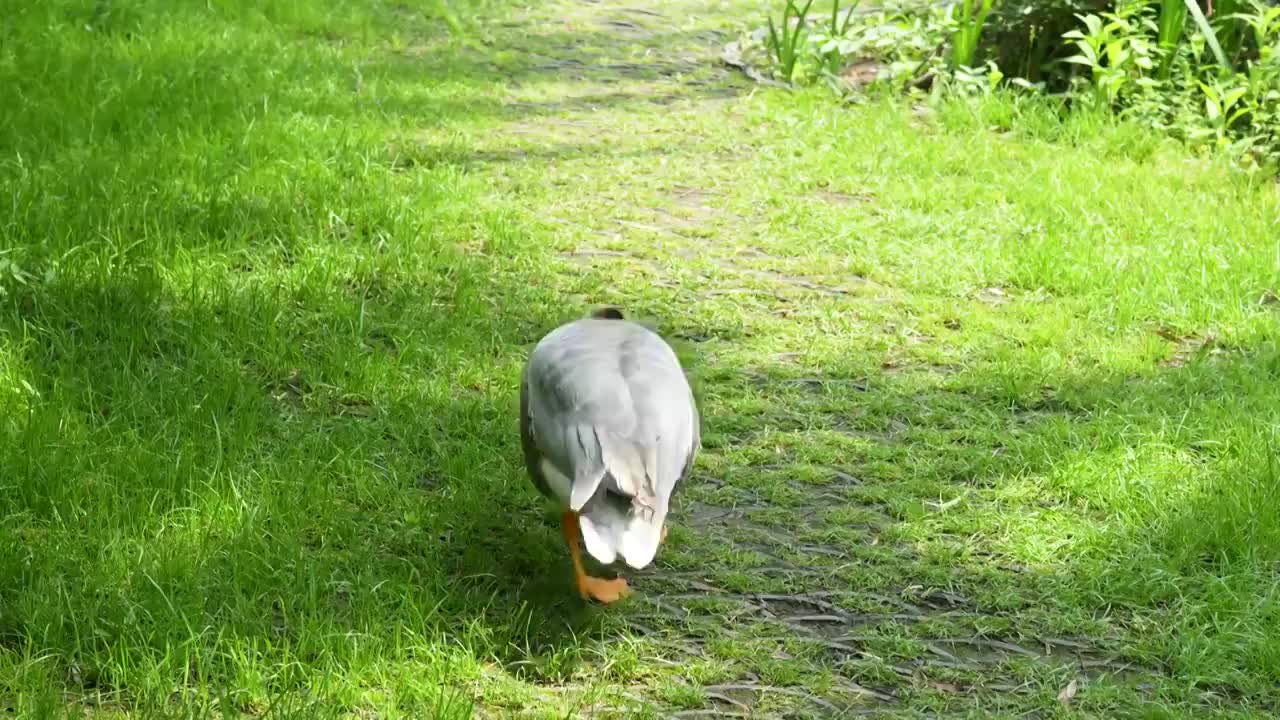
576,575,630,604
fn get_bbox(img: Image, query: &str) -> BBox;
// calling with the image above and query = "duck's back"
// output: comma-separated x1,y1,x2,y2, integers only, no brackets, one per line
528,318,690,440
521,317,699,567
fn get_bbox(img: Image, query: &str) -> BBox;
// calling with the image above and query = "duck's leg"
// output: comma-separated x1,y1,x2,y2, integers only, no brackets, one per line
560,511,629,604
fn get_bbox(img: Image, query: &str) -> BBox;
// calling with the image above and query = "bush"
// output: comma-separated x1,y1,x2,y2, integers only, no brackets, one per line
742,0,1280,168
984,0,1114,85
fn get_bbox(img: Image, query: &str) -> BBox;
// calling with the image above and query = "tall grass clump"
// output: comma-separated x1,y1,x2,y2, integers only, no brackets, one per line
765,0,817,82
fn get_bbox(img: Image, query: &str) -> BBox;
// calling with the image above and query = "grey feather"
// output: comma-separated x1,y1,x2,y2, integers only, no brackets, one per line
519,316,699,568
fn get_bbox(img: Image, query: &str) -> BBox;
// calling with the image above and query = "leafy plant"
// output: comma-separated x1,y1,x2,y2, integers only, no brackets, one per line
1062,9,1156,107
949,0,995,69
948,59,1007,95
766,0,817,82
984,0,1113,86
742,2,953,90
821,0,862,71
830,0,859,37
1195,77,1250,146
1230,0,1280,63
1212,0,1249,60
749,0,1280,167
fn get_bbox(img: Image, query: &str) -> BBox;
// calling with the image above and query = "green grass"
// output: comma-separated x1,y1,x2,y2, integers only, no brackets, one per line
2,0,1280,717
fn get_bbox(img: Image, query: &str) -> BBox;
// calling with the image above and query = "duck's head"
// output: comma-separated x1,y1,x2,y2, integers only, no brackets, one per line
590,306,625,320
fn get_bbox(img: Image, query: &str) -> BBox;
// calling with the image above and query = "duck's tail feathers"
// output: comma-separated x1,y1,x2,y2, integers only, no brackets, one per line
574,428,665,569
579,499,666,569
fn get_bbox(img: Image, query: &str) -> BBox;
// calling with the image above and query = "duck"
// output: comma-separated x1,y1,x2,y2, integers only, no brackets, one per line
519,307,700,604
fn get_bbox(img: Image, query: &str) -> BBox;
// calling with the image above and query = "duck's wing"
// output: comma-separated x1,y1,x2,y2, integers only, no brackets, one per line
519,372,557,502
522,321,641,508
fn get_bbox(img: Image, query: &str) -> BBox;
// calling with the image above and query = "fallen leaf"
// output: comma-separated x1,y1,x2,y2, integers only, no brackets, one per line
840,58,883,88
976,286,1010,305
1058,678,1080,704
1159,332,1218,368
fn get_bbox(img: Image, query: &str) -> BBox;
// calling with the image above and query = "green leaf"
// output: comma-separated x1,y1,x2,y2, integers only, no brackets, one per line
1228,106,1252,125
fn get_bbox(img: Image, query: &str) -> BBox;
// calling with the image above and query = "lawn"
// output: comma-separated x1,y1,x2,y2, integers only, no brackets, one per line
2,0,1279,717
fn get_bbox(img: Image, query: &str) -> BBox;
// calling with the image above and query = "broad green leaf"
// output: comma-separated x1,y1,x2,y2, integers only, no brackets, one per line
1223,87,1249,107
1205,95,1221,121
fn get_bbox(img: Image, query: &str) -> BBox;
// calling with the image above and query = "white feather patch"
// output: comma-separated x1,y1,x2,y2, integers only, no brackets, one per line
579,514,618,565
620,519,661,568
